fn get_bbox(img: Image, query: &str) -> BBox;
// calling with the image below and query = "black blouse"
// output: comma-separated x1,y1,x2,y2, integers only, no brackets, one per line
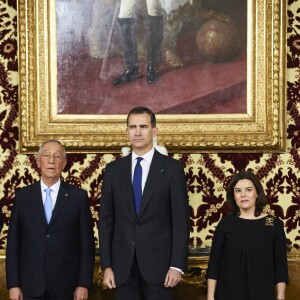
206,215,288,300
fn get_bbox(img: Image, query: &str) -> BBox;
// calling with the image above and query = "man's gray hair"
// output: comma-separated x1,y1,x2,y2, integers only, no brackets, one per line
38,139,67,158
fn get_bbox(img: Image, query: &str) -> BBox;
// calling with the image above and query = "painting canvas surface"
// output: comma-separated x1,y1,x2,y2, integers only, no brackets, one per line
56,0,247,115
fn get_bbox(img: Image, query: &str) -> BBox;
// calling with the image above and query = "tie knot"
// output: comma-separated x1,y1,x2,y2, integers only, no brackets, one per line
136,157,143,165
45,188,52,196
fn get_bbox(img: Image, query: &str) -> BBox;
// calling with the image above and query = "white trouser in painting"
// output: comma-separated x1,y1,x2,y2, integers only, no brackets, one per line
119,0,162,18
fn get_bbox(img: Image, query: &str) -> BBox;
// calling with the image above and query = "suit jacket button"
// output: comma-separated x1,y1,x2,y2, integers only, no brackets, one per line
46,234,51,239
131,242,135,246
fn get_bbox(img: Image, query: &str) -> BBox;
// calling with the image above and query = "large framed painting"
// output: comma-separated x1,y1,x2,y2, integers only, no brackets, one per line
18,0,286,153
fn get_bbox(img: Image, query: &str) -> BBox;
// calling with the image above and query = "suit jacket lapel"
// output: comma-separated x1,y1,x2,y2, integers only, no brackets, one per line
120,154,137,220
138,150,166,218
49,180,70,225
33,180,48,225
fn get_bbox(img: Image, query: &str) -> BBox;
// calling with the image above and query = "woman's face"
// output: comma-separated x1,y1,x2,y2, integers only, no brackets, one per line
233,179,258,214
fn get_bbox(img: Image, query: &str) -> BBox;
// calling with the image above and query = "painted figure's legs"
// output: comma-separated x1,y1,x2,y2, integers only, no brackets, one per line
146,0,162,16
118,0,138,18
146,0,164,84
112,18,139,85
147,15,164,84
112,0,139,85
113,0,164,85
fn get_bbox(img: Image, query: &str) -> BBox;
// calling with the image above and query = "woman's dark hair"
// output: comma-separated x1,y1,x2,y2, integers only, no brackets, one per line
226,171,267,217
126,107,156,128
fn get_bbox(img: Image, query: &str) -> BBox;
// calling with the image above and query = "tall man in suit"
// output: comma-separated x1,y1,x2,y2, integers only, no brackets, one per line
99,107,190,299
6,140,95,300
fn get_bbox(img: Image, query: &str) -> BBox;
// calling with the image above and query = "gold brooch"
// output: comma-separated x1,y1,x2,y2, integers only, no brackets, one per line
265,217,274,226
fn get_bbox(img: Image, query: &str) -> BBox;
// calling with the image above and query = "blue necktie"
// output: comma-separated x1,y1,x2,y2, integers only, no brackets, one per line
44,188,53,224
133,157,143,215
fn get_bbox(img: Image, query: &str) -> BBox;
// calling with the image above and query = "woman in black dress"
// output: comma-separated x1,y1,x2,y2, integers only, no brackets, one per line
206,171,288,300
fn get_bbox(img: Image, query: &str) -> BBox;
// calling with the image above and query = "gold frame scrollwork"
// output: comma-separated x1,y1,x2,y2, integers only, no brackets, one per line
18,0,286,153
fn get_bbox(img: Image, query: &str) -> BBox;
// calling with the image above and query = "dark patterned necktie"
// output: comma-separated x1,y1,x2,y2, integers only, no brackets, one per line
133,157,143,215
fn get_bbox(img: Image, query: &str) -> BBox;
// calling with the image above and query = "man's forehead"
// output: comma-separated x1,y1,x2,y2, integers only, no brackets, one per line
41,142,64,152
128,113,151,124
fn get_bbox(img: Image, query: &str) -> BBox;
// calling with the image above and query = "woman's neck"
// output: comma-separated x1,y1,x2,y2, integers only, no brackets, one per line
239,210,267,219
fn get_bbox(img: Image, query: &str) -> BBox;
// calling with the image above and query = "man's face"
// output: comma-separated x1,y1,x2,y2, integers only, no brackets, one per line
36,142,67,185
126,113,158,155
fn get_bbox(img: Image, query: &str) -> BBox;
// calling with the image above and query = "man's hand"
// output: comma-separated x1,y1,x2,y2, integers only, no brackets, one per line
74,287,88,300
103,268,116,289
9,287,22,300
164,268,182,288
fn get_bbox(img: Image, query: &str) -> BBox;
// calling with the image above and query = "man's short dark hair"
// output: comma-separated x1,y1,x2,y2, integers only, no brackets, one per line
127,107,156,128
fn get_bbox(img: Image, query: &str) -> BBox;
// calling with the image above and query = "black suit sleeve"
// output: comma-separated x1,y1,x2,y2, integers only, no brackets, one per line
6,190,22,288
77,190,95,287
169,160,190,272
274,218,289,284
99,163,114,269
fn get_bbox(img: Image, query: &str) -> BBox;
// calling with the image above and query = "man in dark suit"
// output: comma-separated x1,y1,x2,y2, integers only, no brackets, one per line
6,140,95,300
99,107,190,300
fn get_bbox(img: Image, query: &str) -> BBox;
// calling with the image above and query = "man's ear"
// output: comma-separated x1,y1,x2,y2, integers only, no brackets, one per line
63,158,67,169
153,127,158,137
36,155,40,168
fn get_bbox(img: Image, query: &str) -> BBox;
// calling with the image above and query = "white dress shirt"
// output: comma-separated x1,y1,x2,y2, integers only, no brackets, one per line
131,148,154,193
40,179,61,209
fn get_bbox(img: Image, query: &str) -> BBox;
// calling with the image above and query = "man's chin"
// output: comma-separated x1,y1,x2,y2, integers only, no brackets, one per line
44,173,58,178
132,143,144,148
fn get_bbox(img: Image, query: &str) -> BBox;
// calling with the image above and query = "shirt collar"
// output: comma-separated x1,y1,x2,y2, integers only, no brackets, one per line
132,147,155,162
41,178,61,193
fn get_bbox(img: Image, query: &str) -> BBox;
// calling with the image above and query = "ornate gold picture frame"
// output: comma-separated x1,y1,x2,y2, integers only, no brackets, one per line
18,0,286,153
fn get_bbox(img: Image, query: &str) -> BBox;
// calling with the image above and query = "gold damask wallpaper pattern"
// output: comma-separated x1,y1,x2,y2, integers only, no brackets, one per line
0,1,300,255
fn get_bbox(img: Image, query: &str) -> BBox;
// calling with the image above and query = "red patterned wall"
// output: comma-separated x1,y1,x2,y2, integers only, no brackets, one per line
0,1,300,254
